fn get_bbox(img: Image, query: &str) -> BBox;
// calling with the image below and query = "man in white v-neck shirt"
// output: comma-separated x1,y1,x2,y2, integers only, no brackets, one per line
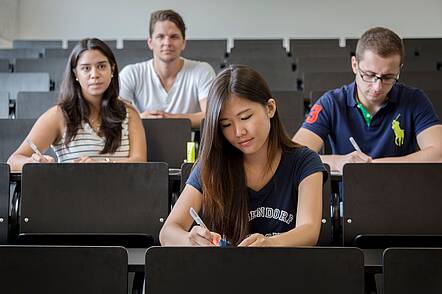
119,9,216,128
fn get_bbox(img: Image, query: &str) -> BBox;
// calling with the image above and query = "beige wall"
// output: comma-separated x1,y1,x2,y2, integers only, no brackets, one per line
0,0,19,46
4,0,442,45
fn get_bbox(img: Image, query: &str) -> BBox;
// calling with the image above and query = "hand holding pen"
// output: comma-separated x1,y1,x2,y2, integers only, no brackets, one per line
26,139,55,163
189,207,222,246
332,137,372,174
347,136,372,163
349,136,362,153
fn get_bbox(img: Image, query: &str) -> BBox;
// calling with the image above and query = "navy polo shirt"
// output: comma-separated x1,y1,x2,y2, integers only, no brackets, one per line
302,82,440,158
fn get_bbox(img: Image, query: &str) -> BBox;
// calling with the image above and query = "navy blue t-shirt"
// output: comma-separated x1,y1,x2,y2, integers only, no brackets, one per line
302,82,440,158
186,147,326,236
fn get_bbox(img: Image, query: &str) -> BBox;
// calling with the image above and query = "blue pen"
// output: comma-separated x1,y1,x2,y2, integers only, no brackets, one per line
219,234,230,247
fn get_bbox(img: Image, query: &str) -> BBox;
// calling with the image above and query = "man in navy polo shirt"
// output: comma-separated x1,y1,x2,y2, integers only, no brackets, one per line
293,27,442,173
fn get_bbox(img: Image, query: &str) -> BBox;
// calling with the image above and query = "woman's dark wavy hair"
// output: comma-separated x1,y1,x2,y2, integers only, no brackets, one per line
58,38,126,154
200,64,300,245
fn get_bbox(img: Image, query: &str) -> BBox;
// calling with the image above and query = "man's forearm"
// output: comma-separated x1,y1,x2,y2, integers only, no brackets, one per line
319,154,341,173
373,147,442,163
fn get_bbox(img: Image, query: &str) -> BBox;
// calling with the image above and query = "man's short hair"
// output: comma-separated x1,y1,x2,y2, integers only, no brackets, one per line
356,27,404,64
149,9,186,39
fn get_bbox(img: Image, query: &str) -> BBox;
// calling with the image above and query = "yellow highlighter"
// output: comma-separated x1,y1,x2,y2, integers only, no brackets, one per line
186,142,196,163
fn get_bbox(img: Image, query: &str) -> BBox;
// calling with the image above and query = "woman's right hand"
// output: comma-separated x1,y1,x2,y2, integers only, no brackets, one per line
188,226,221,246
31,153,55,163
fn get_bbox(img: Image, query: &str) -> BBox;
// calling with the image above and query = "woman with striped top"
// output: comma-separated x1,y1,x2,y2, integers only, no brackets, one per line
8,38,147,170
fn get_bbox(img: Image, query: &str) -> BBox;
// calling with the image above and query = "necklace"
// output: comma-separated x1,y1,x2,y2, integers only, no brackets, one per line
89,117,101,133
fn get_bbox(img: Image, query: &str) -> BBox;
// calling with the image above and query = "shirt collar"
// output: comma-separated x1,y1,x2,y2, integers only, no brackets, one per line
346,81,400,107
387,83,400,103
346,81,358,107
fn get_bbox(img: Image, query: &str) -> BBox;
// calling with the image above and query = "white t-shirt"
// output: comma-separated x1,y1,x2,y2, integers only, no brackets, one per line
119,58,215,114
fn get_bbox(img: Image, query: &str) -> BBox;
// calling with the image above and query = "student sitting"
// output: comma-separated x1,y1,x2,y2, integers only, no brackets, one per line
119,9,216,128
160,65,325,247
8,38,146,170
293,27,442,174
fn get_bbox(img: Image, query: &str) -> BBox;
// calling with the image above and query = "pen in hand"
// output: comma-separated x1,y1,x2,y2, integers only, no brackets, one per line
189,207,230,247
189,207,208,229
26,138,43,157
349,136,362,153
190,207,219,246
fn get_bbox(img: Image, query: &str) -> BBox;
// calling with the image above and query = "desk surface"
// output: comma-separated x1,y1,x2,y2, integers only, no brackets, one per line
10,168,181,181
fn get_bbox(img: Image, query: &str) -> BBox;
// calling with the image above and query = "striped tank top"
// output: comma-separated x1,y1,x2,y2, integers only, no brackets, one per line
52,109,130,163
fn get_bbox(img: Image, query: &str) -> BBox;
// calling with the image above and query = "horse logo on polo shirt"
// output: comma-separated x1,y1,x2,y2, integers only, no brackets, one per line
391,114,404,146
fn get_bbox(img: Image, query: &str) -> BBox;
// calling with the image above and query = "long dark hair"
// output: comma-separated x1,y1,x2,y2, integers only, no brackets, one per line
200,64,300,245
58,38,126,154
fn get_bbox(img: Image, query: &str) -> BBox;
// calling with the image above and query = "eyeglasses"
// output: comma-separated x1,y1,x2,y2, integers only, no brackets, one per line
357,67,400,85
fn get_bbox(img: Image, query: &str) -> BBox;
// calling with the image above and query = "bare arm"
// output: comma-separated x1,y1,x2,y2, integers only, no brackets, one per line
239,172,323,247
293,128,372,174
117,106,147,162
373,125,442,163
140,98,207,128
7,106,62,171
159,184,220,246
292,127,324,152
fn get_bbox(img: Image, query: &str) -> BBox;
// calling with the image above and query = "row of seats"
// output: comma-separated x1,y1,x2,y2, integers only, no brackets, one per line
147,247,442,294
4,37,442,95
1,39,441,94
0,39,441,129
227,40,442,93
1,88,442,142
2,68,442,100
0,162,327,246
0,90,306,136
2,241,442,293
1,162,441,248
